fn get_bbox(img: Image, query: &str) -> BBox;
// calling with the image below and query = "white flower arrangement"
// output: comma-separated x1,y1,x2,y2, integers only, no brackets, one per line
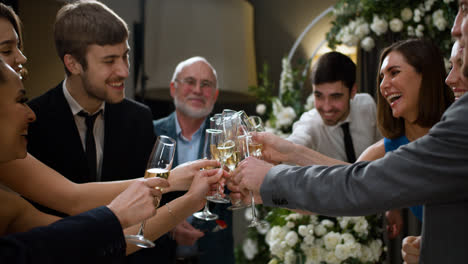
326,0,457,58
238,207,385,264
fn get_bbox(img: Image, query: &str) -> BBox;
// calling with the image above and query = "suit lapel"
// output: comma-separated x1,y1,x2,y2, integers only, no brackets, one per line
50,85,90,182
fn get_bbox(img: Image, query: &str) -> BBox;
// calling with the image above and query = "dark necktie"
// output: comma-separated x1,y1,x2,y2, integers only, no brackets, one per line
341,122,356,163
78,110,102,182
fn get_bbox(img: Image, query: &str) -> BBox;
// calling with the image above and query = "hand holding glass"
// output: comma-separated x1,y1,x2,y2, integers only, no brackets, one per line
125,135,176,248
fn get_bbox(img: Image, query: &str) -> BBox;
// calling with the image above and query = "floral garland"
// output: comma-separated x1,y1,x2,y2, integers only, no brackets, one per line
236,207,385,264
326,0,457,59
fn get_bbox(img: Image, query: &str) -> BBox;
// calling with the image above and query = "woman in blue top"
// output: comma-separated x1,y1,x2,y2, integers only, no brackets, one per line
357,39,454,238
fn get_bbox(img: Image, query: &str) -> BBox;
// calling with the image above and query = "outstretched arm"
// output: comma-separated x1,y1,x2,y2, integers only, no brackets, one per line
0,154,218,216
253,132,348,166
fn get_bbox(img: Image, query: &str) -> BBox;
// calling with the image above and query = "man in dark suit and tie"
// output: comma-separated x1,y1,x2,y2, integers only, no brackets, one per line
153,56,234,264
26,1,156,262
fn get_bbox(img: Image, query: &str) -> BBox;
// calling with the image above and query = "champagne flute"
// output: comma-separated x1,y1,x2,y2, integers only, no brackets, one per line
237,112,268,227
125,135,176,248
193,129,221,221
206,129,233,204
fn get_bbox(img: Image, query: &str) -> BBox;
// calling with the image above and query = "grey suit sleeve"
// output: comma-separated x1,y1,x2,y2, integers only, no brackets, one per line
260,95,468,216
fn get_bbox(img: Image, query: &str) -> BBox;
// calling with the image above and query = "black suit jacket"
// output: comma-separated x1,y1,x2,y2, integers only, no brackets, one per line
27,83,155,185
0,206,126,264
153,112,234,264
26,83,156,263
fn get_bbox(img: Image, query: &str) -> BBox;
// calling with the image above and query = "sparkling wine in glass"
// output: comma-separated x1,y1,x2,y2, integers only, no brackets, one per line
125,135,176,248
194,129,221,220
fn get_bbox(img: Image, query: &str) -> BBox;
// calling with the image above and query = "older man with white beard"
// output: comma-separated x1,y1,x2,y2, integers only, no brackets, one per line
153,56,234,264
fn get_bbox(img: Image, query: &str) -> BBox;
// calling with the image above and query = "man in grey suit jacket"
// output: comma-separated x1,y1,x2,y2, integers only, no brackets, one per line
230,4,468,263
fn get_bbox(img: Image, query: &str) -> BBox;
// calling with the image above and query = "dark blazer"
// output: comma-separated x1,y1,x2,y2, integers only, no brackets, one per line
153,112,234,264
27,83,155,185
261,94,468,263
26,83,155,263
0,206,126,264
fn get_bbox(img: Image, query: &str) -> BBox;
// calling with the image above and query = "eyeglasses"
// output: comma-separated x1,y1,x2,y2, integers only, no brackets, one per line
175,77,215,90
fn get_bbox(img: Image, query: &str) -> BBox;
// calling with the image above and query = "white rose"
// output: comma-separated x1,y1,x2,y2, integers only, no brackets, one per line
407,25,415,36
298,225,308,237
369,239,383,261
360,245,373,262
341,31,360,46
242,238,258,260
270,241,286,259
256,104,266,115
304,94,315,110
286,221,295,229
277,107,296,127
389,18,404,32
360,36,375,52
370,15,388,36
355,22,370,39
353,217,369,235
285,231,299,247
323,232,341,250
401,8,413,22
321,219,335,228
304,245,323,263
433,10,448,31
414,9,422,23
314,224,327,236
284,250,296,264
415,24,425,37
425,0,435,11
334,243,351,260
338,217,350,229
341,233,356,244
303,234,315,246
266,226,287,246
434,17,447,31
347,241,362,259
324,251,340,264
256,221,270,235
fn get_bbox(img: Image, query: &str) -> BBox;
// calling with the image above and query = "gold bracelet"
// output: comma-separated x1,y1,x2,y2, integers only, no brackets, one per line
166,202,175,219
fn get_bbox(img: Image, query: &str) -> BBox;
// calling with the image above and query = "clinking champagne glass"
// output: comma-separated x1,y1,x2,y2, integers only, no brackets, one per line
193,129,220,221
206,127,232,204
125,135,176,248
237,112,267,227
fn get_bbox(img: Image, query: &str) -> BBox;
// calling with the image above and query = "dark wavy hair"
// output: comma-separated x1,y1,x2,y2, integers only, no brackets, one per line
376,39,454,139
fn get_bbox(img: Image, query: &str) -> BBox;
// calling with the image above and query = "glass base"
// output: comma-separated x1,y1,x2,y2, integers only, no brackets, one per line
206,194,230,204
248,219,269,228
193,211,219,221
125,234,155,248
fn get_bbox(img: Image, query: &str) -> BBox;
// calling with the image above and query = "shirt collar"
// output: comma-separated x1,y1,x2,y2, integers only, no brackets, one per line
174,114,206,142
63,77,105,116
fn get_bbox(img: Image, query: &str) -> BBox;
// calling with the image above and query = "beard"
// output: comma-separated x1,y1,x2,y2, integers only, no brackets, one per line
174,96,214,119
80,72,125,104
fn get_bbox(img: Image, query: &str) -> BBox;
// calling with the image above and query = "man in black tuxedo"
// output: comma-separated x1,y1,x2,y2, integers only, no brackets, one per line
26,1,156,262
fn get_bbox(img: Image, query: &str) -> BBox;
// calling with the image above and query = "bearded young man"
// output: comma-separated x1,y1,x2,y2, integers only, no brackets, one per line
153,56,234,264
25,1,157,262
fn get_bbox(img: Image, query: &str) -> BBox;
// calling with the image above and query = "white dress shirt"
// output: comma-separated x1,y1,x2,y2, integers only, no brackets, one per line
288,93,381,162
62,79,105,181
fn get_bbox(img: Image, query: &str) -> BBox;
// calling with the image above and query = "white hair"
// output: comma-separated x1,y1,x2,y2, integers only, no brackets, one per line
170,56,218,88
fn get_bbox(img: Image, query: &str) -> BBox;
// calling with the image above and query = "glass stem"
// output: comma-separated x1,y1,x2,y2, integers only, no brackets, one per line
203,202,210,213
137,220,146,236
250,191,257,222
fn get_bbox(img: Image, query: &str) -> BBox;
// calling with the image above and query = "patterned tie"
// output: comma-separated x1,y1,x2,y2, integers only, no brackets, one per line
341,122,356,163
78,110,102,182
